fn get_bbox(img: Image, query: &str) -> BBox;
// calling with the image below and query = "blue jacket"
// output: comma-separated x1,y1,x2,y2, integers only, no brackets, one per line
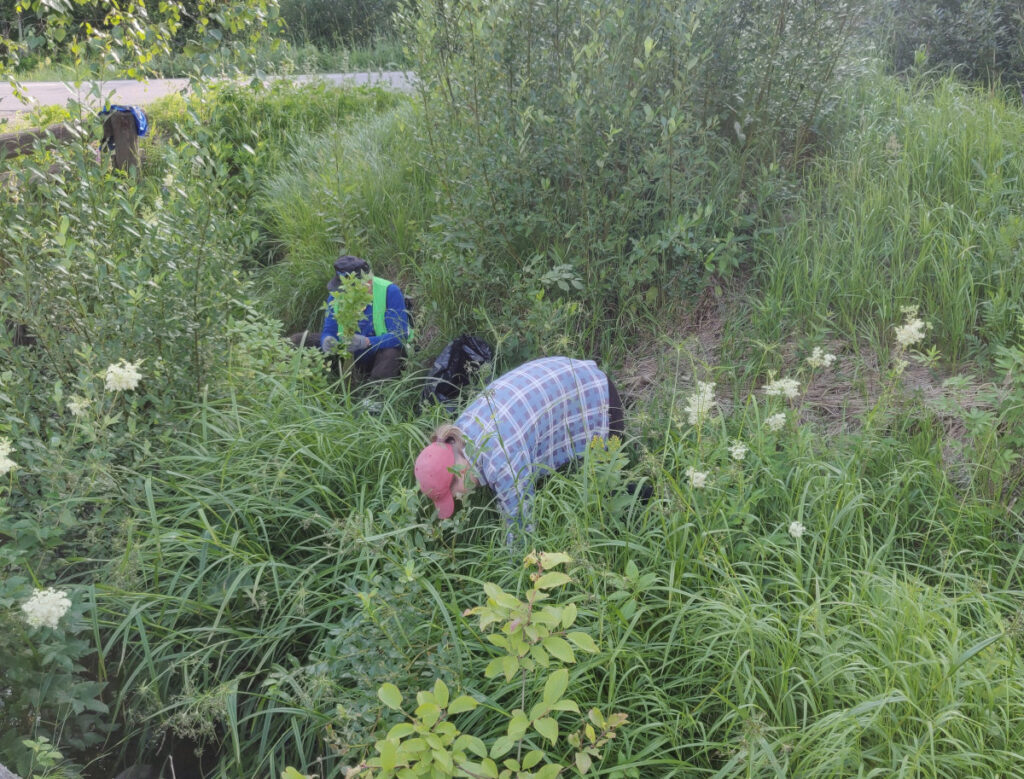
320,282,410,356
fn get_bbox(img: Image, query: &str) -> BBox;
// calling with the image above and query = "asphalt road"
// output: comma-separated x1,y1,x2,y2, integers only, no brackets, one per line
0,71,414,119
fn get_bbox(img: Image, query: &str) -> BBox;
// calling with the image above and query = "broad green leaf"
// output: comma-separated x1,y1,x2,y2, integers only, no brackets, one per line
567,631,599,653
508,710,529,740
502,654,520,681
481,758,499,778
416,701,441,727
625,560,639,579
281,769,308,779
561,602,577,629
644,36,654,57
538,552,572,569
433,748,454,773
523,750,544,770
434,679,450,709
448,695,478,714
387,722,415,740
378,739,398,772
534,716,559,745
576,751,593,775
543,636,575,663
536,765,562,779
503,758,521,772
485,657,505,679
490,735,515,759
535,572,571,590
551,699,580,713
378,683,403,710
543,669,569,705
454,734,487,758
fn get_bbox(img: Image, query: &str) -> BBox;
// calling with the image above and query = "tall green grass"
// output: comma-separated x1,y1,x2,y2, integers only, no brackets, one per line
92,354,1024,775
753,75,1024,364
257,103,434,333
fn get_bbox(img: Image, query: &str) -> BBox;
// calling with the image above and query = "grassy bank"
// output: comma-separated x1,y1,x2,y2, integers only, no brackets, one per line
2,55,1024,779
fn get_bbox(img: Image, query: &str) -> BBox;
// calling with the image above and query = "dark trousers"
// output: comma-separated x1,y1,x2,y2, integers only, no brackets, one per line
607,377,625,437
287,331,403,382
352,346,404,382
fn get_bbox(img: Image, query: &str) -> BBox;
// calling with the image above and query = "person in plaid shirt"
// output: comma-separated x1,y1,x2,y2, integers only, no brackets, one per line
414,357,625,530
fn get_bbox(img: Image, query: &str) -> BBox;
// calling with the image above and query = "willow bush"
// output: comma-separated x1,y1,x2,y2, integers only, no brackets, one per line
400,0,873,331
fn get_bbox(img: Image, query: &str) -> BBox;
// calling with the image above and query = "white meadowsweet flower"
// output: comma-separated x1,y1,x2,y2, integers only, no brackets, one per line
685,466,709,489
763,377,800,399
21,587,72,629
105,360,143,392
0,438,17,477
728,440,748,461
788,521,805,539
806,347,837,369
765,413,787,432
684,381,717,426
894,317,927,349
67,396,91,417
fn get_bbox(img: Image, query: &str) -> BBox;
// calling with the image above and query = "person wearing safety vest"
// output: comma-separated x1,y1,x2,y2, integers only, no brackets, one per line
320,255,411,381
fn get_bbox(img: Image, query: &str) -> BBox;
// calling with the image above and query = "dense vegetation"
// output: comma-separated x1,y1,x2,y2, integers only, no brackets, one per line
3,1,1024,777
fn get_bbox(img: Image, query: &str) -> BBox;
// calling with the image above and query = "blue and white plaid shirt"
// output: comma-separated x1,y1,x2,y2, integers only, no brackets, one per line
456,357,609,522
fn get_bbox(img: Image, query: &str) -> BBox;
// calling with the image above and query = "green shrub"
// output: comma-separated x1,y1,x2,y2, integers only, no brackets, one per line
881,0,1024,83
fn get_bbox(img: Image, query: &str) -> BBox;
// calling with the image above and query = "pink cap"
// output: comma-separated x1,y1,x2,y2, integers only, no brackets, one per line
414,442,457,519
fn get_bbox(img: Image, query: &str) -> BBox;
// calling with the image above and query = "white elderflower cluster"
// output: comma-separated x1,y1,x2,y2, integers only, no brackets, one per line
67,396,91,417
0,437,18,478
728,440,748,461
765,413,787,432
894,306,929,350
788,521,806,539
21,587,72,629
105,360,143,392
684,381,717,426
806,347,837,369
763,377,800,399
685,466,709,489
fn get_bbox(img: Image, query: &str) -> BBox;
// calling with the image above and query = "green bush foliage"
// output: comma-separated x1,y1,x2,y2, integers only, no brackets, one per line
881,0,1024,83
399,0,872,335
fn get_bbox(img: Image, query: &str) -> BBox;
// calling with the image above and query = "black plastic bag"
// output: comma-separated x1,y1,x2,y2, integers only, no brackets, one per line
420,335,494,412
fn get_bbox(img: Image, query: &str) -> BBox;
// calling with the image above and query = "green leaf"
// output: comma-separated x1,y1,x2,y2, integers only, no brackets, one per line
561,602,577,629
448,695,478,714
523,750,545,769
502,654,520,681
387,722,416,740
538,552,572,570
576,751,593,775
416,701,441,727
543,635,575,663
433,748,454,773
281,769,308,779
543,668,569,706
490,735,515,759
536,763,563,779
625,560,639,579
455,734,487,758
378,739,398,772
480,758,499,778
644,36,654,57
567,631,599,653
508,710,529,740
433,679,450,709
378,683,403,710
534,716,559,745
485,657,505,678
535,571,571,590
